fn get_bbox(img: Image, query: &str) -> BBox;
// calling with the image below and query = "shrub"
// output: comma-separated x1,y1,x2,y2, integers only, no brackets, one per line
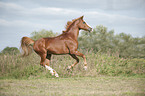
0,47,20,55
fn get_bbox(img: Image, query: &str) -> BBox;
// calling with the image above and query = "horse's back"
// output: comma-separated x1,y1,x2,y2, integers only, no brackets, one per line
33,37,69,54
46,37,69,54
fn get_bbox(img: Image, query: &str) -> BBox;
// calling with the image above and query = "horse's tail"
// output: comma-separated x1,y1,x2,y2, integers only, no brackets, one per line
20,37,35,57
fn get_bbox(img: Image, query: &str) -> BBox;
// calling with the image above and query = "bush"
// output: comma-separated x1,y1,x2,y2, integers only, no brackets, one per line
0,51,144,79
0,47,20,55
30,29,57,40
79,25,145,58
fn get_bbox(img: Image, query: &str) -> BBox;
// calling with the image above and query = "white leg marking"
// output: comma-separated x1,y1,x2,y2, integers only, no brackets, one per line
55,73,59,77
45,65,54,75
45,65,59,77
83,66,87,70
67,66,71,70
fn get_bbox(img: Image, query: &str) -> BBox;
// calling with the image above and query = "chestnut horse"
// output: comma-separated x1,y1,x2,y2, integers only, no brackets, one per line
20,16,92,77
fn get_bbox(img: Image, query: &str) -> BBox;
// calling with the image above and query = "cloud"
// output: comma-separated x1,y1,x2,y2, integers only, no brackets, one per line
27,7,82,17
0,19,53,29
0,1,145,33
0,0,145,51
0,1,25,11
1,1,144,22
20,0,145,10
84,11,145,25
0,1,83,21
0,1,145,36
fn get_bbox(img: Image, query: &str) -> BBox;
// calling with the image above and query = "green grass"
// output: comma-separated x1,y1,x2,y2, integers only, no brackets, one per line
0,51,145,96
0,51,145,79
0,77,144,96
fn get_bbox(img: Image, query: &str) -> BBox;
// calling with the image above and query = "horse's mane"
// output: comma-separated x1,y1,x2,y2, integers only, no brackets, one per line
63,18,80,33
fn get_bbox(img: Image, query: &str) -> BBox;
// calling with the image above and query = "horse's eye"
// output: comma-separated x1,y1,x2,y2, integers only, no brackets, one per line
83,22,86,24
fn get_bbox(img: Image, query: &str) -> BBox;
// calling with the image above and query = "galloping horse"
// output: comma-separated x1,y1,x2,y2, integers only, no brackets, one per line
20,16,92,77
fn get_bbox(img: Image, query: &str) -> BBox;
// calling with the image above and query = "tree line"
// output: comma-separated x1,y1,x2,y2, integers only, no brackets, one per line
1,25,145,58
79,25,145,58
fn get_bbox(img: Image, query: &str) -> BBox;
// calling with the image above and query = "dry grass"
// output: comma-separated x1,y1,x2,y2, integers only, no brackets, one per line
0,77,145,96
0,50,145,79
0,51,145,96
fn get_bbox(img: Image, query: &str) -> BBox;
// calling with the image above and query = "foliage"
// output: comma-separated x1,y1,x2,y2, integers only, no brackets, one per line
79,25,145,58
30,29,57,40
0,47,20,55
79,25,115,52
0,25,144,79
29,26,145,58
0,51,144,79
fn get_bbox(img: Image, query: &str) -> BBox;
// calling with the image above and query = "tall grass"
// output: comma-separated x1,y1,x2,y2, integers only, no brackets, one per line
0,50,145,79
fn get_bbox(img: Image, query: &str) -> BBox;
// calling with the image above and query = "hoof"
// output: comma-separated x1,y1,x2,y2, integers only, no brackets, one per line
55,74,59,77
67,66,71,70
83,66,87,70
51,72,54,76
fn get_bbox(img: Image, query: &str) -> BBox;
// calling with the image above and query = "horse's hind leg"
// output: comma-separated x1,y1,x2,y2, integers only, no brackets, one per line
39,53,59,77
45,64,59,77
45,54,59,77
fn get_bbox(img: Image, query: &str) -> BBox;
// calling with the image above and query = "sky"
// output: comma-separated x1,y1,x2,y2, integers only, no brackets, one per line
0,0,145,51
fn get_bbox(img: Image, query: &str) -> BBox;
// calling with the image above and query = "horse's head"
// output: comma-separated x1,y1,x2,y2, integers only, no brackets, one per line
77,16,92,32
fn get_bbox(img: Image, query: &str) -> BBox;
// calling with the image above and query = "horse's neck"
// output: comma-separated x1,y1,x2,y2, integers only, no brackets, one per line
67,26,79,40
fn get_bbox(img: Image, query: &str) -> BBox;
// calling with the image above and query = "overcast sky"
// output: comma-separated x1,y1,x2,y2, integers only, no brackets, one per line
0,0,145,51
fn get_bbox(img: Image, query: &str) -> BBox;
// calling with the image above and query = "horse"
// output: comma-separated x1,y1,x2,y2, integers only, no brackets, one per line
20,16,92,77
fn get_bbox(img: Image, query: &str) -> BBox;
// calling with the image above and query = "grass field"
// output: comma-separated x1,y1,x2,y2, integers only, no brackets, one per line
0,76,145,96
0,51,145,96
0,51,145,79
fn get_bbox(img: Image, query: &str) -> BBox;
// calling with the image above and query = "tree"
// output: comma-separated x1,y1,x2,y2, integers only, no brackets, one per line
1,47,20,55
79,25,115,52
28,27,145,58
30,29,57,40
78,25,145,58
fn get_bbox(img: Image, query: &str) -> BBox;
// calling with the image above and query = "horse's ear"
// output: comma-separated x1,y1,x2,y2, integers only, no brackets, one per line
80,15,84,19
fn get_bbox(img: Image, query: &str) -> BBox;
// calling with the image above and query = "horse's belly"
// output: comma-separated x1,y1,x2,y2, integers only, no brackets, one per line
46,42,69,54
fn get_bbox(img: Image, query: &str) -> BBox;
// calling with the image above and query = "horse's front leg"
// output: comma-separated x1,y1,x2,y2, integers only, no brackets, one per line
70,50,87,70
67,54,79,70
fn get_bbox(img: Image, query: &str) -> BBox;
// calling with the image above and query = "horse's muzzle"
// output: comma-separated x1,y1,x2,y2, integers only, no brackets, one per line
88,27,92,32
